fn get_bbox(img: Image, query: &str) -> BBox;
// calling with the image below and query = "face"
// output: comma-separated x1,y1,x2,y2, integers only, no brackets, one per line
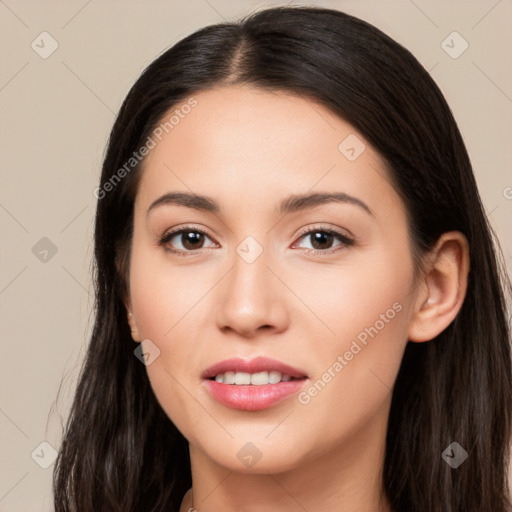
126,85,418,474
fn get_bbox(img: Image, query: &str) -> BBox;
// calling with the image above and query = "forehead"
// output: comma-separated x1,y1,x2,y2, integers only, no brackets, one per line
135,85,400,220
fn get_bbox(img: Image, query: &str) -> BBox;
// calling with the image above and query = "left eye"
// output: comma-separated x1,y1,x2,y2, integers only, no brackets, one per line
293,229,354,252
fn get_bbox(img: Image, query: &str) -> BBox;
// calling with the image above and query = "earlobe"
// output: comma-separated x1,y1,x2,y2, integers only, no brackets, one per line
127,310,141,343
408,232,470,343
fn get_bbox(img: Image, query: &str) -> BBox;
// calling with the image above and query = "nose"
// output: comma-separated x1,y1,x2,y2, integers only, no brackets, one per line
215,245,289,339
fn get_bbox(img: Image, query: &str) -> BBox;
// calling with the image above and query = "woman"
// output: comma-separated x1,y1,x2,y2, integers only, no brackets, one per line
53,6,512,512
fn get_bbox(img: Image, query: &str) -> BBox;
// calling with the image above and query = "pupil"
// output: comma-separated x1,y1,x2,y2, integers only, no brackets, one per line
312,232,332,250
183,232,203,250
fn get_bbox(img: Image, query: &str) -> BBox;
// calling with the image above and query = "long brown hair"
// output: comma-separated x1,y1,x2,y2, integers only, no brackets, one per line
53,6,512,511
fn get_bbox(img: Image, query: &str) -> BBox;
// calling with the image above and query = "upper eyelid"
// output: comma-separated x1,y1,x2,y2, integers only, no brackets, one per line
296,223,354,238
162,224,348,239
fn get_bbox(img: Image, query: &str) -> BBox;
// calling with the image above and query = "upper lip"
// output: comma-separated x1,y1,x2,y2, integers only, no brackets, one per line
201,357,308,380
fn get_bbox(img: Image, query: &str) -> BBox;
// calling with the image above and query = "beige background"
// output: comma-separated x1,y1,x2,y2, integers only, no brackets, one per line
1,1,511,510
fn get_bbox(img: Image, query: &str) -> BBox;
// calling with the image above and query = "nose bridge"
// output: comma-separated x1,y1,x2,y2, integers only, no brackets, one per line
215,236,287,336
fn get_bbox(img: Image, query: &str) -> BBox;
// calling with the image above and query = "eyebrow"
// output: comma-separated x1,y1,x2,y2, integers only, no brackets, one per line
146,191,373,217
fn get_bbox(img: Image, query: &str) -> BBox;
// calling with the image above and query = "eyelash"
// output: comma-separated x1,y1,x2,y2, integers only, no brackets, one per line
158,224,356,256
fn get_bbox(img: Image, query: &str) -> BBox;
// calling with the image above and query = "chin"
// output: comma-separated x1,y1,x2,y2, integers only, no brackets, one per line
197,437,305,475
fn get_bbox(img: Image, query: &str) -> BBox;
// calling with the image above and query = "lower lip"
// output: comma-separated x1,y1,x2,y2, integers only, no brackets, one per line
203,379,307,411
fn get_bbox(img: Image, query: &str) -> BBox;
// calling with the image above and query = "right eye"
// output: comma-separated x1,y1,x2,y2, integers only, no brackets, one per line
159,226,218,255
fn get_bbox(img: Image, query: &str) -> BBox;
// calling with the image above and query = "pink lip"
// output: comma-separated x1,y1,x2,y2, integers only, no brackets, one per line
201,357,308,411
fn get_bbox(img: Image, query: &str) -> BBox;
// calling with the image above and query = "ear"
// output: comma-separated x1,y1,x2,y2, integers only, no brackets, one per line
408,231,470,342
125,300,141,343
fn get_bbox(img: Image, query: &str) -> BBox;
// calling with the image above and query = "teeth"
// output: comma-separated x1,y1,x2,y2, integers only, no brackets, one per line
213,370,296,385
268,371,282,384
235,372,251,385
251,371,268,385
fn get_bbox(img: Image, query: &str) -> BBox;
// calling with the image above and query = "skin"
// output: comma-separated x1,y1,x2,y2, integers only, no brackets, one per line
125,85,469,512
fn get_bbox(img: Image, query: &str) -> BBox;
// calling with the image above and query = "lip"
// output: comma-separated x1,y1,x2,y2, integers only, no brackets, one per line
201,356,308,380
201,357,308,411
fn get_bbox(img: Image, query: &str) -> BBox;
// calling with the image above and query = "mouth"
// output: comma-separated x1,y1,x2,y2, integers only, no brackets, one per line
208,371,303,385
201,357,308,411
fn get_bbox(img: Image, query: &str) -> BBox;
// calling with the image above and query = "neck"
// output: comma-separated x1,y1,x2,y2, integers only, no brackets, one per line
179,398,392,512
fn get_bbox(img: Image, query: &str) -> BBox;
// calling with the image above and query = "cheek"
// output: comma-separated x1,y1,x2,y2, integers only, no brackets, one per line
284,244,413,434
128,238,207,340
128,244,214,438
286,241,413,350
129,245,205,371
